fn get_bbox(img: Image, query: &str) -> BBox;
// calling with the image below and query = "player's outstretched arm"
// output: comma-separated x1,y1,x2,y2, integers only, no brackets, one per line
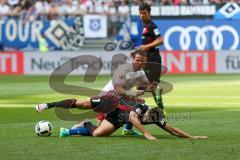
163,124,207,139
129,111,157,141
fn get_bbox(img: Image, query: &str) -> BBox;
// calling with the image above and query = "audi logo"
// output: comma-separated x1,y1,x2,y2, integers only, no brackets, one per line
164,25,239,50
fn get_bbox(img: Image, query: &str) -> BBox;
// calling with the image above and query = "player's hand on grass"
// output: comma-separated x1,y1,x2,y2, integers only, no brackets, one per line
144,133,157,141
191,136,208,139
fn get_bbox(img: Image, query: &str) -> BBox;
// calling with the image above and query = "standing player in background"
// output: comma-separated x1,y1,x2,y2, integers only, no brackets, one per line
122,2,165,135
138,2,164,109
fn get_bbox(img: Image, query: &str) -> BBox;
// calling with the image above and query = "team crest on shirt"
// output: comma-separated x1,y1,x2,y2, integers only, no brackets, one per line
153,28,160,35
143,27,148,34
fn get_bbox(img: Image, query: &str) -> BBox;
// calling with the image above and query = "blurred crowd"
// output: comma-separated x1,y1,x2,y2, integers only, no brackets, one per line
0,0,239,20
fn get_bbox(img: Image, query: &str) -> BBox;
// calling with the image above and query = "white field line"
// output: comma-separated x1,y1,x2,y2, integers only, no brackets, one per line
165,95,240,99
226,109,240,111
0,104,34,108
175,88,240,91
165,102,240,107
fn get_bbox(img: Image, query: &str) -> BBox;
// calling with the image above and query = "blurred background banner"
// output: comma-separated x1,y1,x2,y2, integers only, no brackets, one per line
23,51,122,75
130,5,216,16
0,51,23,75
160,51,216,74
0,50,128,75
0,18,75,50
157,20,240,51
1,50,239,75
216,51,240,73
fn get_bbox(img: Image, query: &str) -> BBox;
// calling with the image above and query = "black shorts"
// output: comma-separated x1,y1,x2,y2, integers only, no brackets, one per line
106,108,130,129
144,53,162,83
106,104,149,129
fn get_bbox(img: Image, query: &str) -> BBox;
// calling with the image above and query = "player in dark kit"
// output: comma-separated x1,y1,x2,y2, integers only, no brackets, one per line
58,95,207,141
137,2,164,109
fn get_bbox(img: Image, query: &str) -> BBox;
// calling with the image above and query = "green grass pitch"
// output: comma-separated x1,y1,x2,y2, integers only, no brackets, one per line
0,75,240,160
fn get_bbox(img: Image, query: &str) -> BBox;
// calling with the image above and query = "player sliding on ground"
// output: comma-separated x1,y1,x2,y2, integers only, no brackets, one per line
58,95,207,141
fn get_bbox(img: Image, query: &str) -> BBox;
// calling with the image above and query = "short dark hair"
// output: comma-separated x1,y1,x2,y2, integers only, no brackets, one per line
131,49,148,58
139,2,151,13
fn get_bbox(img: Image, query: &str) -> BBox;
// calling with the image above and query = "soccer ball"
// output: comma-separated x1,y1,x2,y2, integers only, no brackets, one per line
35,120,53,136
